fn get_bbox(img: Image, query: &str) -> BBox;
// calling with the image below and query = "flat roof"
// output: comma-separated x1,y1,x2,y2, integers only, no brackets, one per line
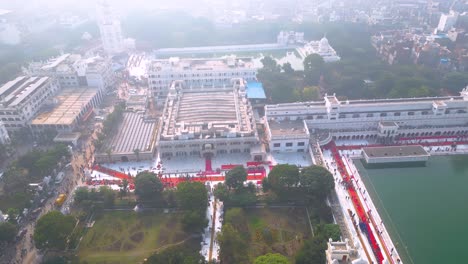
246,82,266,99
0,77,50,107
177,91,237,123
105,112,157,155
269,120,308,137
362,145,429,158
380,121,398,127
54,132,81,141
31,88,98,126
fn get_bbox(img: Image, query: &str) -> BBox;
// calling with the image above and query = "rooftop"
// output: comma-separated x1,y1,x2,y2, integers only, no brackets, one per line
268,119,309,137
0,76,50,108
105,112,157,155
150,56,256,72
31,88,98,126
362,145,429,158
246,82,266,100
161,86,255,140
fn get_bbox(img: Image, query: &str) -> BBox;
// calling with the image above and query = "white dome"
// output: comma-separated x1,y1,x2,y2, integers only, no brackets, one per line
320,37,329,46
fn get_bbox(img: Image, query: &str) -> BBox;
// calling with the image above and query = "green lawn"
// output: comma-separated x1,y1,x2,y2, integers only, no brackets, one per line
78,211,194,264
242,207,312,260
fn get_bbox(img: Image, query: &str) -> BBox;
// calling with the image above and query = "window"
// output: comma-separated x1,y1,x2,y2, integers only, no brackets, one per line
298,142,305,146
394,112,401,116
286,143,293,147
366,113,374,117
352,114,360,118
408,112,415,116
273,143,280,147
297,149,304,152
380,113,387,117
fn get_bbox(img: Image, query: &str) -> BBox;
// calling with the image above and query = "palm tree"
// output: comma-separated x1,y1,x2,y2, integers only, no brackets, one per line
106,148,112,163
119,179,129,199
133,148,140,162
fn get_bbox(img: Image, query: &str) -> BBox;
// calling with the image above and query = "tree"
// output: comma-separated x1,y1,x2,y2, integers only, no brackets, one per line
99,186,116,208
34,211,76,250
145,243,207,264
176,182,208,210
105,148,113,163
225,166,247,191
260,56,280,72
73,187,90,205
254,253,290,264
181,210,208,233
315,223,341,241
217,223,249,264
300,165,335,200
134,171,163,202
303,54,325,85
295,236,327,264
133,148,140,162
0,222,17,243
213,183,229,201
119,179,129,198
301,86,320,101
267,164,300,194
282,62,294,74
6,208,19,224
442,72,468,94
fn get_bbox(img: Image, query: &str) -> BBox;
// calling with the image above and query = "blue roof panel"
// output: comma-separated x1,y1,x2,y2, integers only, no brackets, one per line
246,82,266,99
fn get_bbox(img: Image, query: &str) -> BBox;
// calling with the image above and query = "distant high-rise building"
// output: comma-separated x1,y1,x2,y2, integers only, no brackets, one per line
96,1,124,55
437,11,458,32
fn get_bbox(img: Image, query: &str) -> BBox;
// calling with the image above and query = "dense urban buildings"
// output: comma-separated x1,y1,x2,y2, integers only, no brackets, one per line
23,54,115,91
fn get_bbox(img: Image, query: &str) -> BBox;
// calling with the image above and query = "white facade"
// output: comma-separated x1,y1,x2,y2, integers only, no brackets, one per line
85,57,115,90
266,119,310,153
277,31,304,45
298,37,341,62
96,1,124,54
437,11,458,32
265,89,468,149
0,76,60,131
148,56,258,103
0,121,10,144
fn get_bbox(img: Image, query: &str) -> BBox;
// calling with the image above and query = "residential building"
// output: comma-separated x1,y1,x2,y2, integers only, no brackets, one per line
23,54,115,90
277,31,304,45
148,56,257,103
0,76,60,131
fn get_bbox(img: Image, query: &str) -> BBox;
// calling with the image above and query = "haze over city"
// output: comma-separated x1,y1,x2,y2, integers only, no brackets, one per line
0,0,467,264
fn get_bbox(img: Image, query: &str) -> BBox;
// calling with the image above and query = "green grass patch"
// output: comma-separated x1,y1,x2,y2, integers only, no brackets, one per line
78,210,195,264
230,207,312,262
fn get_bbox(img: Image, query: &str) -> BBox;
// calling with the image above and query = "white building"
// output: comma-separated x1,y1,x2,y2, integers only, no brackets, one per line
0,76,60,131
23,54,115,90
437,11,458,32
148,56,258,103
325,238,364,264
298,37,341,62
265,88,468,149
0,121,10,144
0,9,21,45
277,31,304,45
96,1,124,54
84,56,115,90
157,82,264,161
